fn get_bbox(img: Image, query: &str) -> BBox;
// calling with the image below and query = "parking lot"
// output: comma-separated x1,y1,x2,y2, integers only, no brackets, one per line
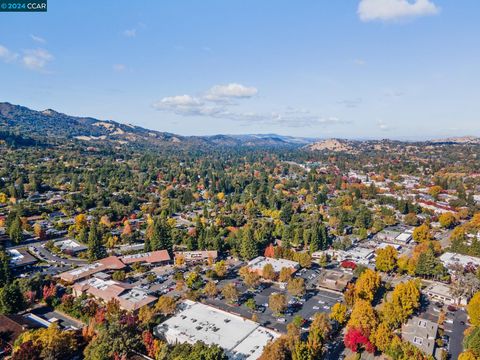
442,307,468,360
205,266,343,333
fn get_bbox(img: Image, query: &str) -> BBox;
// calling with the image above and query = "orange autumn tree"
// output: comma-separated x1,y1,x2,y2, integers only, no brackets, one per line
264,244,275,258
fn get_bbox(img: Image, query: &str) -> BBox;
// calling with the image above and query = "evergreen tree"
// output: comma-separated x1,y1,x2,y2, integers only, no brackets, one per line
280,203,293,223
0,250,11,287
88,219,106,261
8,215,23,244
240,227,257,260
415,247,446,278
150,216,173,256
0,281,26,314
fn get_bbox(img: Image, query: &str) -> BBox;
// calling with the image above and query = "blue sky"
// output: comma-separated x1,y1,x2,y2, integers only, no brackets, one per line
1,0,479,139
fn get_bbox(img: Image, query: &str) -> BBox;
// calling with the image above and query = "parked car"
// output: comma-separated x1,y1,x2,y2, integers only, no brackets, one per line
447,305,457,312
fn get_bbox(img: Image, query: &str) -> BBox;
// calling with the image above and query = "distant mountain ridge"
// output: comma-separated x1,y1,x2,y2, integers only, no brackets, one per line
0,102,306,148
306,136,480,153
1,102,478,149
428,136,480,144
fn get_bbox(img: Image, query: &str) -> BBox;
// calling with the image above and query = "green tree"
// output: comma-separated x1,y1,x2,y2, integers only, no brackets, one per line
0,250,12,287
8,215,23,244
87,219,106,261
149,216,173,255
415,247,446,278
0,281,26,314
84,312,142,360
240,227,258,260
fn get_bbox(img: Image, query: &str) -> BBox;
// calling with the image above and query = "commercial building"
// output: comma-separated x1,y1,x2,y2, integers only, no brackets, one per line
376,227,413,245
59,256,126,283
401,316,438,356
53,239,88,255
72,275,156,312
316,269,354,292
424,282,467,305
154,300,279,359
120,250,171,265
59,251,171,283
343,247,375,265
439,252,480,272
174,250,218,264
247,256,300,276
7,248,37,268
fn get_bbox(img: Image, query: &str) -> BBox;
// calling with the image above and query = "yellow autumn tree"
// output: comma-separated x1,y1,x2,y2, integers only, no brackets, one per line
355,269,381,302
439,212,457,229
467,292,480,326
330,303,348,325
14,324,77,359
413,223,433,243
372,322,394,352
347,299,378,335
74,213,88,232
458,351,477,360
375,246,398,273
391,280,421,320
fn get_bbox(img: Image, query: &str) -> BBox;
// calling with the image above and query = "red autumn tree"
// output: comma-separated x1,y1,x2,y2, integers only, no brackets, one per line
344,328,375,353
24,290,36,305
264,244,275,258
142,330,160,358
42,283,56,301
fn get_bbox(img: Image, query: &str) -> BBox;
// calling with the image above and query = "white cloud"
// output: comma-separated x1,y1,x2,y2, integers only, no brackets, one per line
30,34,46,44
0,44,18,63
153,95,206,115
153,85,348,128
22,48,54,71
377,119,392,131
113,64,127,72
358,0,440,22
204,83,258,101
123,28,137,38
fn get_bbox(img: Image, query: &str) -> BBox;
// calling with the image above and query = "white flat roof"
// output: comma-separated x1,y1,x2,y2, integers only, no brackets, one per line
395,233,412,242
247,256,299,273
155,300,279,359
7,249,24,262
345,247,374,259
440,252,480,267
377,243,402,251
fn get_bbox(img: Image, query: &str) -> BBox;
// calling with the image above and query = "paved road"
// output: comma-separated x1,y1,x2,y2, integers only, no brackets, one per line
30,243,87,266
436,229,453,249
444,308,468,360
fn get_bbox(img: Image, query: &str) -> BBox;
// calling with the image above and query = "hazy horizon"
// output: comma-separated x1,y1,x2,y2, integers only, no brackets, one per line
1,0,479,139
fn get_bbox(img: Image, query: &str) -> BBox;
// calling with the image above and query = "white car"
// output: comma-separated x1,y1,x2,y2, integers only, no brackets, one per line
313,306,320,310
